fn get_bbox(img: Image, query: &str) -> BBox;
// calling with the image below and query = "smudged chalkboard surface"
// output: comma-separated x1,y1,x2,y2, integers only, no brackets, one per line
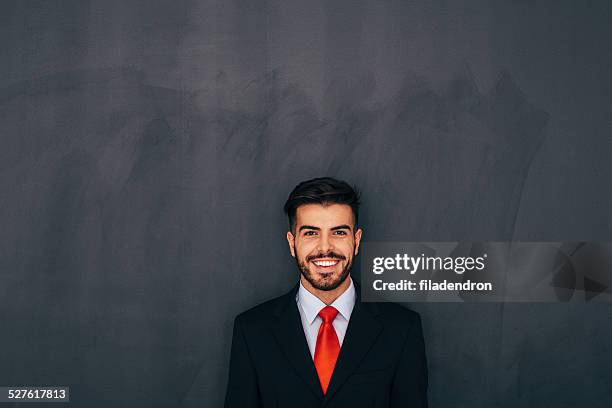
0,1,610,407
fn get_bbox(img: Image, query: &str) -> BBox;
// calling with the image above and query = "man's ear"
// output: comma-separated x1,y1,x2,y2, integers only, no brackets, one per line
354,228,363,256
286,231,296,258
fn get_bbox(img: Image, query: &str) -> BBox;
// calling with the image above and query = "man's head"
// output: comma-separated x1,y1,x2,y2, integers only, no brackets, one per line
284,177,363,292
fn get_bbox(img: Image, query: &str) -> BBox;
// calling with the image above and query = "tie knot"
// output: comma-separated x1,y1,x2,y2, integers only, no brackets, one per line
319,306,339,323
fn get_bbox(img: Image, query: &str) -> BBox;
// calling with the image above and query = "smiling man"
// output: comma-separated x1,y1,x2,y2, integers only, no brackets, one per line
225,177,428,408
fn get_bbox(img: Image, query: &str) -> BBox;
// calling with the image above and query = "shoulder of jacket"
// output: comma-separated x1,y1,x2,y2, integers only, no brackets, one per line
234,288,295,324
371,302,422,328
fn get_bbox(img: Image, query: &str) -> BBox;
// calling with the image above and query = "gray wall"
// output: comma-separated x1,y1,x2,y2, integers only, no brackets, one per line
1,1,610,407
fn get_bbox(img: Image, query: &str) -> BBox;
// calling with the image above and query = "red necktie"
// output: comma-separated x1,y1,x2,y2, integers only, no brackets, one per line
314,306,340,394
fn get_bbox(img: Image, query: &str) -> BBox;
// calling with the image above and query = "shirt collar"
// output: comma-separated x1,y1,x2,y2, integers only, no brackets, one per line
297,277,356,324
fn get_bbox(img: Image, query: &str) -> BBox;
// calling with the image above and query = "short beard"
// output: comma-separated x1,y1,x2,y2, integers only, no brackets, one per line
295,253,352,291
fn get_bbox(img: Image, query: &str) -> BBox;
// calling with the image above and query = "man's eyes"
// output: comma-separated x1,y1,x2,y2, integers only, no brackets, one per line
302,230,348,236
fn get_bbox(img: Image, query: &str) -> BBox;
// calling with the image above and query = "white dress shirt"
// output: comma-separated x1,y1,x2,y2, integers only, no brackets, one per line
295,277,356,358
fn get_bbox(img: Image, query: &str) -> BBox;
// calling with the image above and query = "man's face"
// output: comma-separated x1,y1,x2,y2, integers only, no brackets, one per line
286,203,362,291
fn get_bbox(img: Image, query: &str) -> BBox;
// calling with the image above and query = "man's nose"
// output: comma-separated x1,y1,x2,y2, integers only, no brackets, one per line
317,233,334,253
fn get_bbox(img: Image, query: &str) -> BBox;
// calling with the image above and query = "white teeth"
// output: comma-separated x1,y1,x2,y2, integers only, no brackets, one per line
313,260,339,267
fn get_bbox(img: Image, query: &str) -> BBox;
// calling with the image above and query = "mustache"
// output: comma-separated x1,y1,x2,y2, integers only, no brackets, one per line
306,252,346,262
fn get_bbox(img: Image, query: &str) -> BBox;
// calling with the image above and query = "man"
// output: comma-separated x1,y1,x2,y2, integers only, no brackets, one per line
225,177,428,407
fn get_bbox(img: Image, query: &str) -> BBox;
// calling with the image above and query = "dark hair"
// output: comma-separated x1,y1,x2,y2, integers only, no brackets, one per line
283,177,361,231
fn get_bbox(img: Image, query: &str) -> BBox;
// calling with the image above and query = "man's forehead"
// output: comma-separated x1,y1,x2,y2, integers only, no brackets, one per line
295,203,354,226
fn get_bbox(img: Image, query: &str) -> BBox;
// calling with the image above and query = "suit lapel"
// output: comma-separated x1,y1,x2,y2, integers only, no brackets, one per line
272,286,324,401
324,292,383,401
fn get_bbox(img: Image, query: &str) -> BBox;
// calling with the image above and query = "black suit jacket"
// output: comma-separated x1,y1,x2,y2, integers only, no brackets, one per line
224,283,428,407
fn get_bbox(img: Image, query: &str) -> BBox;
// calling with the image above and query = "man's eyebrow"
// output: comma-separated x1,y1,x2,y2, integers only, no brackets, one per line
298,224,353,232
299,225,321,232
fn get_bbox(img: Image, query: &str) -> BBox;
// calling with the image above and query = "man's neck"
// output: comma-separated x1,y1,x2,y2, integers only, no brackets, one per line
300,275,352,305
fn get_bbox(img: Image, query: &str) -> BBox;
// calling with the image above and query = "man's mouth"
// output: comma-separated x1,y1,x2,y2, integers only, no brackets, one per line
311,258,341,268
